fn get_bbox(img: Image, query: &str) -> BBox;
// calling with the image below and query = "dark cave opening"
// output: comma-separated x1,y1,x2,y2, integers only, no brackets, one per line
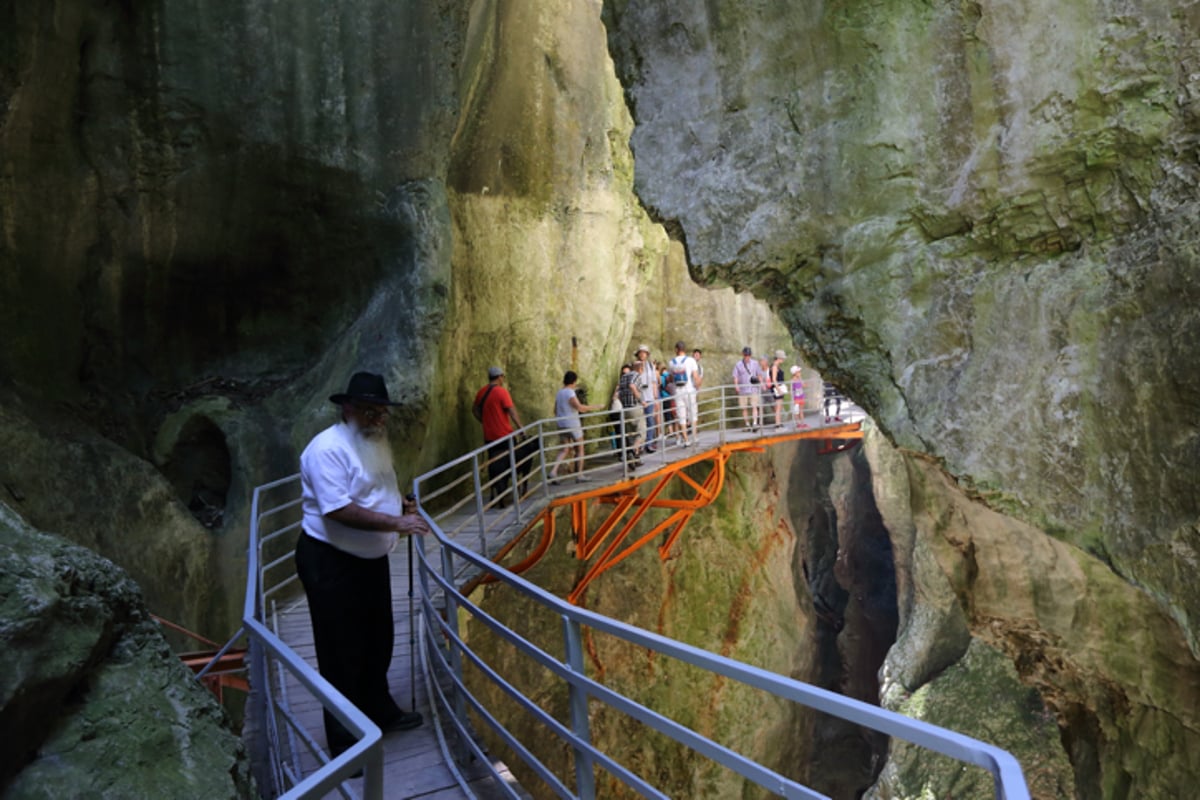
162,415,231,529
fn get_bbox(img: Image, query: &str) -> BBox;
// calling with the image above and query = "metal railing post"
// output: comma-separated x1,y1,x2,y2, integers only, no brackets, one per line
619,408,628,480
563,616,595,800
540,422,553,499
506,436,519,513
440,547,469,743
719,385,728,446
472,455,487,555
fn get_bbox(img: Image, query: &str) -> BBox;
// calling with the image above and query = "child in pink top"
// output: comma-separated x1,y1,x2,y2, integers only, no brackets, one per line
790,366,809,429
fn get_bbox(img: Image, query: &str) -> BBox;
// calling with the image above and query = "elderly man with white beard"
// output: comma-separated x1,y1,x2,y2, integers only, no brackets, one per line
295,371,430,760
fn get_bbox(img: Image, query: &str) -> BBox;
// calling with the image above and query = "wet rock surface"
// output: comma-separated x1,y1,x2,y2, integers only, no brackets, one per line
0,504,253,798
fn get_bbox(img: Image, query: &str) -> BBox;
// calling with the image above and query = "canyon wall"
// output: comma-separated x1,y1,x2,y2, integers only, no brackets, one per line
3,0,1200,797
1,2,786,790
0,0,782,634
603,0,1200,796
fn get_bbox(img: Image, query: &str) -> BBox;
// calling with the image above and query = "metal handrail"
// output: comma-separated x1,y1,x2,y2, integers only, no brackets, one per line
416,542,1029,798
243,475,385,799
409,381,1028,799
243,380,1029,799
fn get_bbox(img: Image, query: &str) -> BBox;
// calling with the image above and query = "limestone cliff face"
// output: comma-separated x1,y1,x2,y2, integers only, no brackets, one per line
0,0,782,625
1,0,464,632
434,1,787,457
603,0,1200,641
603,0,1200,796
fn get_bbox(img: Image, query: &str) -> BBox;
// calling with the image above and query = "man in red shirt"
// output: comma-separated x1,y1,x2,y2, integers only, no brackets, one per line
473,366,526,505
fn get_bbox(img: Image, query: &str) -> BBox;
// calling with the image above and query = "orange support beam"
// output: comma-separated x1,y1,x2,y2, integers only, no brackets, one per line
153,615,249,702
468,423,864,604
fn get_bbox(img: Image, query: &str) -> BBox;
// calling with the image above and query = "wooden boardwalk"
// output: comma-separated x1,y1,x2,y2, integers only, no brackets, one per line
271,411,863,799
270,530,525,800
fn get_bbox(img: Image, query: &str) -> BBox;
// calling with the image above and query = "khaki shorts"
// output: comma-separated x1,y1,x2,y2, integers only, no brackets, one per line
623,405,647,441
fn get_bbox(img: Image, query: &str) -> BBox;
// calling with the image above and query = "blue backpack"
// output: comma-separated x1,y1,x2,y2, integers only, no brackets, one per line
670,356,689,386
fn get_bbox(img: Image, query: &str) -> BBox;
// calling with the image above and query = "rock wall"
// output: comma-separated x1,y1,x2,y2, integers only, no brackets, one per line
0,503,254,797
603,1,1200,796
1,0,464,632
603,0,1200,647
0,0,784,631
6,0,1200,796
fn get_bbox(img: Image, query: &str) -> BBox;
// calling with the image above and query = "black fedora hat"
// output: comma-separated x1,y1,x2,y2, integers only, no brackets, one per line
329,372,402,406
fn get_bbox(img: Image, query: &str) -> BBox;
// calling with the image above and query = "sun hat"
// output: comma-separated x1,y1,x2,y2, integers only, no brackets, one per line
488,366,505,379
329,372,401,406
636,344,651,355
790,365,802,374
774,350,786,360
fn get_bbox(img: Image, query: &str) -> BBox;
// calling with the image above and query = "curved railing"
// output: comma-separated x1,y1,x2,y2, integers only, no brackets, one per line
411,382,1030,799
242,381,1031,799
242,475,387,799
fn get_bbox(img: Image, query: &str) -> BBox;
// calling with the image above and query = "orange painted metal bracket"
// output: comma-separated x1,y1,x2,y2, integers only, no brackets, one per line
471,423,863,604
153,615,248,701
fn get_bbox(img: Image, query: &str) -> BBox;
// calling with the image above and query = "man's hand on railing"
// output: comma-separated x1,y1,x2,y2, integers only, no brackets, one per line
396,513,431,537
324,498,430,536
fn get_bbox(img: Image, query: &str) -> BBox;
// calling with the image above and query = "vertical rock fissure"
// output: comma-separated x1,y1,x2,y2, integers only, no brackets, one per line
792,444,898,798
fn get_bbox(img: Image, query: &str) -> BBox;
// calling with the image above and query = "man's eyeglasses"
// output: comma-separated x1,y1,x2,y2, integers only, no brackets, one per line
353,404,390,421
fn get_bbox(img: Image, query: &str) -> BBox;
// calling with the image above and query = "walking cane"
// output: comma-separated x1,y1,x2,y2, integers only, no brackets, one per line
405,495,418,712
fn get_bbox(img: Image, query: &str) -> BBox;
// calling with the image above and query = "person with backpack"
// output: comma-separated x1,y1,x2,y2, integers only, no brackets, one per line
668,341,701,446
614,362,645,467
658,365,680,445
633,344,660,453
472,366,526,506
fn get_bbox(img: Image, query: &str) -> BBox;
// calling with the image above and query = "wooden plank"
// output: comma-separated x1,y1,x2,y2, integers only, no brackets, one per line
275,517,517,800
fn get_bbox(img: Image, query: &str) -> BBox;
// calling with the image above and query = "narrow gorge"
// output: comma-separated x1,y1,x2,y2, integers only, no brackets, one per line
3,1,1199,798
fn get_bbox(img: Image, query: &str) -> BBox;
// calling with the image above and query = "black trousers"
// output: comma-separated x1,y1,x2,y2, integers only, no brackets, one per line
486,439,513,496
486,437,536,497
294,532,401,754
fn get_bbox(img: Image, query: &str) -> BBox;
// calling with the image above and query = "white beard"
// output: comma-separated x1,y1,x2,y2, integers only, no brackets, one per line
346,421,400,495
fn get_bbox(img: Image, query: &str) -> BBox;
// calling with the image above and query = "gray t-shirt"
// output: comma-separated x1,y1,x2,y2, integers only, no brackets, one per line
555,387,583,437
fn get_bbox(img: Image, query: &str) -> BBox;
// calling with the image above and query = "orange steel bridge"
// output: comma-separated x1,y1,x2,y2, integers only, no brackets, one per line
466,421,863,604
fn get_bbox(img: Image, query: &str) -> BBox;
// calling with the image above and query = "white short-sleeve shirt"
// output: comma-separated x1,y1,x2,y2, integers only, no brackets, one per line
300,423,400,558
669,354,700,392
